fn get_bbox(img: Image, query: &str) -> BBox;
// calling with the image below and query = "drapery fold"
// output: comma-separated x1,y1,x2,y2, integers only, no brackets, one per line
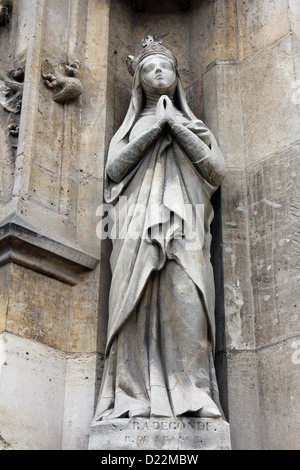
104,121,217,356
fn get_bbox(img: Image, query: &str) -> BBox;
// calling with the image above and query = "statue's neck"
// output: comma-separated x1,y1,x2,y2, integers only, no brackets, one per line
145,91,175,108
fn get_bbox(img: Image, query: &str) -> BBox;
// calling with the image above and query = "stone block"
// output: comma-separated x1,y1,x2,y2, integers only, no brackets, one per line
85,0,110,68
222,170,256,350
114,78,132,133
108,0,136,81
247,144,300,239
223,243,256,351
247,146,300,347
62,352,101,450
0,264,10,333
76,173,103,252
240,35,300,165
89,417,231,450
202,64,245,169
28,164,61,212
222,169,249,243
80,65,111,128
5,264,71,351
0,332,66,450
258,339,300,450
0,332,99,450
42,0,71,59
67,267,101,353
227,351,261,450
14,0,37,57
237,0,290,61
189,0,237,78
250,234,299,348
185,78,202,120
292,34,300,83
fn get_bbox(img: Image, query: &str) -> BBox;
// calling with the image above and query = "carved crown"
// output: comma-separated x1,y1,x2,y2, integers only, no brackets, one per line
126,35,177,77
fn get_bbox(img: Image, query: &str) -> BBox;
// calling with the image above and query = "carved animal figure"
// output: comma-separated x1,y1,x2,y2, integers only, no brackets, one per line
41,59,83,103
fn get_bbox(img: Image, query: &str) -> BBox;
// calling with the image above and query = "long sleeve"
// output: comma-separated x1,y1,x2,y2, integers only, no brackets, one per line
106,123,164,184
170,120,226,188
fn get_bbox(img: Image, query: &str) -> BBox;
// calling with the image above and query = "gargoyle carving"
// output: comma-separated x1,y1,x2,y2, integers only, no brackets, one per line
41,59,83,104
0,0,12,26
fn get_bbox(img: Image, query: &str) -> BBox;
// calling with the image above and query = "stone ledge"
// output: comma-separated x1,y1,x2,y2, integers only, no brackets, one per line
0,223,99,285
89,417,231,451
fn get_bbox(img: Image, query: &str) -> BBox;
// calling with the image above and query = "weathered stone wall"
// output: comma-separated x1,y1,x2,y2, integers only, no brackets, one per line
0,0,105,450
202,0,300,450
0,0,299,450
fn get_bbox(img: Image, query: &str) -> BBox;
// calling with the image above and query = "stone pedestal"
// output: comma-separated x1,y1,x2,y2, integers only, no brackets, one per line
88,418,231,451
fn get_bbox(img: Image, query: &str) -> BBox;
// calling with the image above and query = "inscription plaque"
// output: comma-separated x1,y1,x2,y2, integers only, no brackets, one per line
89,418,231,451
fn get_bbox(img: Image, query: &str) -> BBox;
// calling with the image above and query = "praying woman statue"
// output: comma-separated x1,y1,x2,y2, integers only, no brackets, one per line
94,36,226,421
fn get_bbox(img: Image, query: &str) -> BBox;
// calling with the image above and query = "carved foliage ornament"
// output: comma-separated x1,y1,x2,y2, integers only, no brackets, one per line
41,59,83,104
0,66,24,146
0,0,12,26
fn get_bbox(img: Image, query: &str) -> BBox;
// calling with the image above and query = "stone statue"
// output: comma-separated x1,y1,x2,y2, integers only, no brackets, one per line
94,36,226,422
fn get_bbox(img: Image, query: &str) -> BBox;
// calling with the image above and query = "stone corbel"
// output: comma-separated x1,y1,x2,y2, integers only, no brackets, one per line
41,59,83,104
0,0,12,26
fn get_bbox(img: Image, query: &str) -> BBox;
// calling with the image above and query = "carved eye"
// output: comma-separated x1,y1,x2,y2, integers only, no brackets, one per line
161,61,172,70
143,65,154,73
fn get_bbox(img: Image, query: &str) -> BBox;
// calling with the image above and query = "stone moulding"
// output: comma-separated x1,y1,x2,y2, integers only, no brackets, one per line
41,59,83,104
0,223,99,285
0,0,12,26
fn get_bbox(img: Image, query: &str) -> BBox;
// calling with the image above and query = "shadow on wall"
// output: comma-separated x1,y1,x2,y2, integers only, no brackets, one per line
211,187,229,421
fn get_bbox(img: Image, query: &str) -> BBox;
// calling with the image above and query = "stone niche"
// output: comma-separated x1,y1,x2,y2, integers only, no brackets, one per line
88,0,231,452
106,0,229,404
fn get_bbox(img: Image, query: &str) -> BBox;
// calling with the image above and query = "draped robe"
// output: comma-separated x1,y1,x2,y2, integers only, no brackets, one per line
94,107,225,420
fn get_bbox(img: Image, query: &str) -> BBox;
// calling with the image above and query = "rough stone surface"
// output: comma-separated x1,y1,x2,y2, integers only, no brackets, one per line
257,340,300,450
0,332,100,450
202,64,245,169
89,418,231,451
237,0,290,61
240,35,300,165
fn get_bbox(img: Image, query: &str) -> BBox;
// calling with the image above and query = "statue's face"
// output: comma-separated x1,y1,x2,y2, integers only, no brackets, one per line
140,55,176,92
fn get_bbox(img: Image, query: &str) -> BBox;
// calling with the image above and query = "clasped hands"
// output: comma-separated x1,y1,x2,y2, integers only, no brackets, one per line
155,95,177,130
